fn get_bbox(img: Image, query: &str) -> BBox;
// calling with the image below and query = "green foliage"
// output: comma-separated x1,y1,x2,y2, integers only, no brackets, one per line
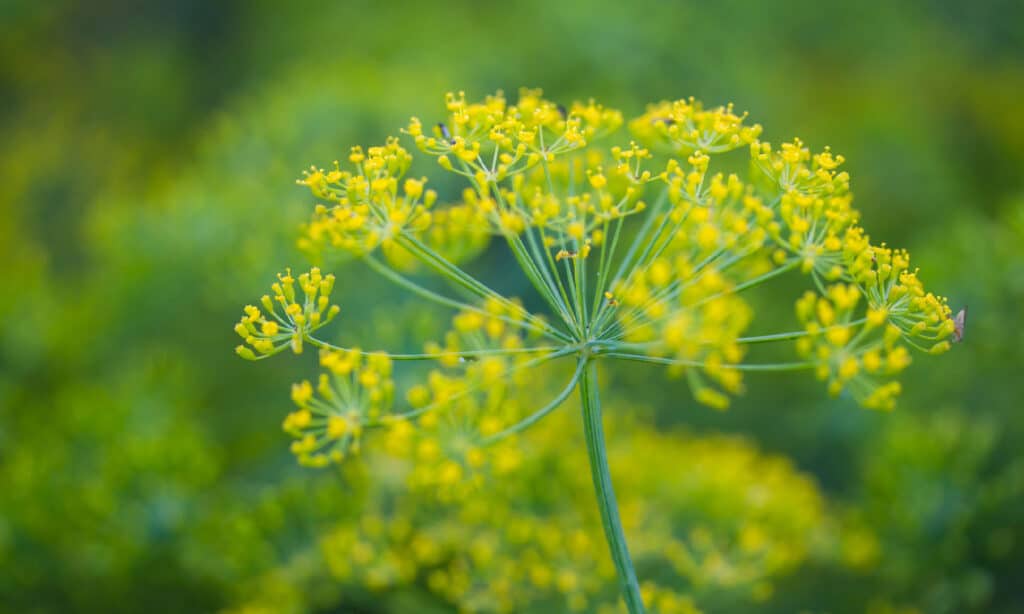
1,1,1022,612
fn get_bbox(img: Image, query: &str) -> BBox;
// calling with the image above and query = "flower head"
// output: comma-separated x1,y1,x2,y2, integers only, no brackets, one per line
242,89,958,440
298,139,435,259
283,349,394,466
234,267,340,358
236,88,958,612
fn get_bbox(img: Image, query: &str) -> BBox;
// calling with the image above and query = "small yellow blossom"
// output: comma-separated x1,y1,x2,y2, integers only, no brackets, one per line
234,267,340,359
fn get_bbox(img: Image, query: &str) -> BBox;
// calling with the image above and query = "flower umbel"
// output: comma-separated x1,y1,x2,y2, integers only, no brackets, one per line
234,267,340,358
237,89,957,613
284,349,394,467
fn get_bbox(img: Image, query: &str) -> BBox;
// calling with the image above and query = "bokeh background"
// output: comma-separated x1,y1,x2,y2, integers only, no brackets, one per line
1,1,1023,612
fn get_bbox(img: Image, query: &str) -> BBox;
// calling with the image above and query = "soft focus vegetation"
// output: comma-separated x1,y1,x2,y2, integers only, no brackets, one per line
1,1,1022,613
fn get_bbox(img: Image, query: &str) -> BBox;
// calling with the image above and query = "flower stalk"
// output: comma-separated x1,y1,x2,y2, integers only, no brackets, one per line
579,358,645,613
234,88,958,609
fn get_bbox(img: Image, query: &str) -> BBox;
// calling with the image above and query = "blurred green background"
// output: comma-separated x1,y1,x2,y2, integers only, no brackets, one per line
1,1,1022,612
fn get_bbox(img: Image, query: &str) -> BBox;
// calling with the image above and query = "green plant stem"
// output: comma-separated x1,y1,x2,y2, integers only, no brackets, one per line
605,352,816,371
579,360,645,614
364,255,570,343
481,358,586,445
305,335,560,360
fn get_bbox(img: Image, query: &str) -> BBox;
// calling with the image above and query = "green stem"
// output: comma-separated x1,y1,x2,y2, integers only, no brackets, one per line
605,352,816,371
364,254,569,343
305,335,560,360
481,358,586,445
579,360,645,613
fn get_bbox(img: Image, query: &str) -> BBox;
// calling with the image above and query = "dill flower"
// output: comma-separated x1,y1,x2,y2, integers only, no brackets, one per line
313,405,826,614
237,88,957,612
234,267,340,358
283,349,394,467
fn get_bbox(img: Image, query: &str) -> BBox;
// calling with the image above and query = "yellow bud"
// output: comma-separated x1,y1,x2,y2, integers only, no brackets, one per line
838,357,859,380
862,350,882,372
695,387,730,410
650,259,672,286
406,384,430,408
292,408,312,429
466,447,486,469
291,381,314,405
826,325,851,347
886,346,912,372
866,307,887,327
327,415,349,439
438,460,463,485
697,224,719,250
404,178,424,199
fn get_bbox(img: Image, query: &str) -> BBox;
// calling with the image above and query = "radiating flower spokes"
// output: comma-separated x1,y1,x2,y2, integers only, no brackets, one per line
246,88,956,454
629,97,763,154
234,267,340,359
237,88,956,614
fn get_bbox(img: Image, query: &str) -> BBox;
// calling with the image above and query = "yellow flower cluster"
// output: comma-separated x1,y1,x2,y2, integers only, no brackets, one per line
630,97,763,154
747,139,863,282
617,117,952,410
297,138,436,258
234,267,340,358
321,501,614,612
612,257,753,410
241,91,959,461
380,200,492,272
506,149,652,243
406,88,622,180
383,300,549,500
399,90,639,249
608,424,826,591
236,90,956,612
382,375,527,503
751,138,850,196
794,286,910,410
317,405,827,613
848,242,954,352
282,349,394,466
742,136,952,407
605,157,779,409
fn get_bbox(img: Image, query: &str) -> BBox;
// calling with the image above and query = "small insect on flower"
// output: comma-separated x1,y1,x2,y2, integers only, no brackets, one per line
437,122,454,144
951,307,968,343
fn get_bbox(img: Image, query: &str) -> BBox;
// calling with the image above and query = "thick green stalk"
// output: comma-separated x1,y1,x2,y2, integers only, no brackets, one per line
579,360,645,613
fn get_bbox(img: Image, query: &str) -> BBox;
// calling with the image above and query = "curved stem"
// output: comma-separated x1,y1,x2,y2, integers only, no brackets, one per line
737,318,867,344
364,254,476,312
605,352,816,371
305,335,560,360
364,347,577,426
396,233,565,339
364,254,570,343
579,360,645,613
480,358,586,445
